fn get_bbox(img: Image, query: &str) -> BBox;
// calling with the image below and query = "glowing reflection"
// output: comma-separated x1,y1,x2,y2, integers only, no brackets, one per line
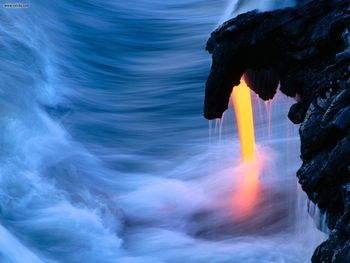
232,160,262,219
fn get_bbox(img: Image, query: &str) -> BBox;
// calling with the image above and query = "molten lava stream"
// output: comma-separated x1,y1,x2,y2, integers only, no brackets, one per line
231,78,255,163
231,78,261,219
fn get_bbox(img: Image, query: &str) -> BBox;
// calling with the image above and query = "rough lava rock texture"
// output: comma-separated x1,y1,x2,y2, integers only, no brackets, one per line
204,0,350,262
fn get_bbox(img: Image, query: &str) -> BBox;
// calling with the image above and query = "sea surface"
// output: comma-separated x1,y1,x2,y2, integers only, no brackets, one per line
0,0,326,262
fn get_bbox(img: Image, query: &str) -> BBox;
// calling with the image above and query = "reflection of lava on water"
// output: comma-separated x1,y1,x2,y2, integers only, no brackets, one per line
188,180,297,239
187,154,297,239
231,161,262,220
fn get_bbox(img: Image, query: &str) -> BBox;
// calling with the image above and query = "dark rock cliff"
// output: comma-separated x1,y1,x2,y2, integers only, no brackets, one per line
204,0,350,262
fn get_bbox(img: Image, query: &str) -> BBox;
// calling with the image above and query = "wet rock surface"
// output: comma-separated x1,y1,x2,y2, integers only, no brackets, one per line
204,0,350,261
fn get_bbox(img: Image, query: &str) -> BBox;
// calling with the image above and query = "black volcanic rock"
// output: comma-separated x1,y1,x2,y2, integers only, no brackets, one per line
204,0,350,120
204,0,350,261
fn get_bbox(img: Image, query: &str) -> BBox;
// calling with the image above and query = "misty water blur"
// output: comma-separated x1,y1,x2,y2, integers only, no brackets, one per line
0,0,325,262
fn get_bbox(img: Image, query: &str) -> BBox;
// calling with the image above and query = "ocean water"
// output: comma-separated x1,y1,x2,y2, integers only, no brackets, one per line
0,1,326,262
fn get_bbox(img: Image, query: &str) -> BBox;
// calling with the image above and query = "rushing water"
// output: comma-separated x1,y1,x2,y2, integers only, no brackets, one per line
0,0,326,262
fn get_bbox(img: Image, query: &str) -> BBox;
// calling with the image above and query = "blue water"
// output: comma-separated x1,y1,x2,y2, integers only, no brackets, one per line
0,1,325,262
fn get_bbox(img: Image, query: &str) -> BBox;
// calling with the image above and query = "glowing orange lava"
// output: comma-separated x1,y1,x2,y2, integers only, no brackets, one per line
231,78,260,218
231,79,255,163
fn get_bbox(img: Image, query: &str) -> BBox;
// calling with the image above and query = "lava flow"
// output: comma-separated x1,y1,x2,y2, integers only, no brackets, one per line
231,78,255,163
231,77,261,218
